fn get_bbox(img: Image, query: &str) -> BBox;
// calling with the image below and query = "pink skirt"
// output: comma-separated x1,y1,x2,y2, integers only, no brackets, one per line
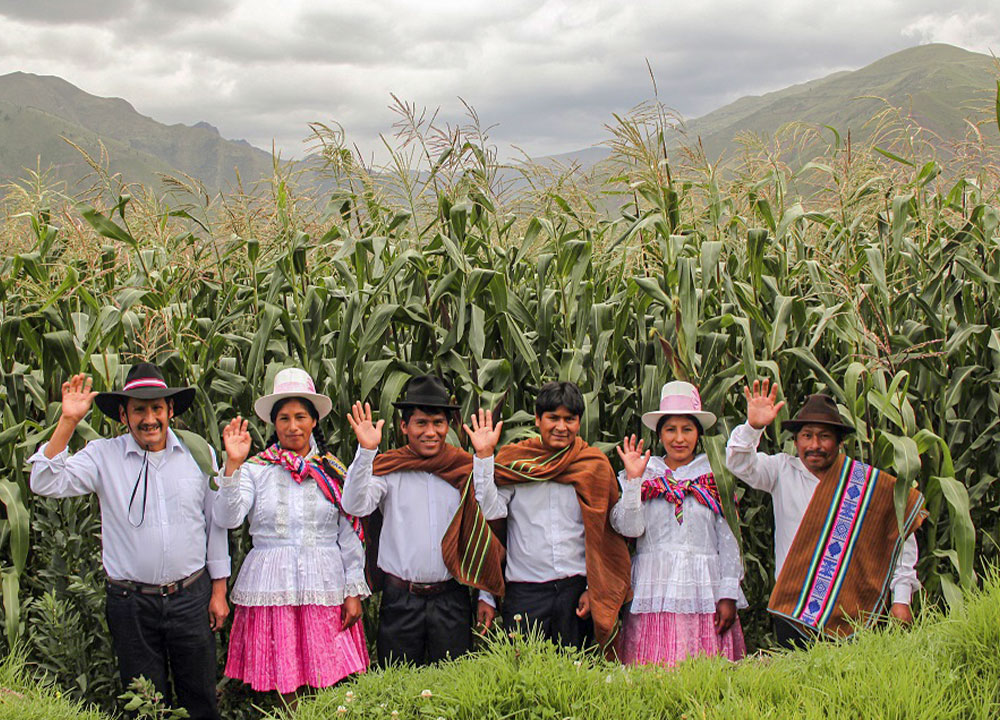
225,604,369,693
619,610,746,667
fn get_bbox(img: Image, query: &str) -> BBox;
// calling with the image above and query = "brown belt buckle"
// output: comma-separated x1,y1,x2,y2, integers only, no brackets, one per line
408,581,439,596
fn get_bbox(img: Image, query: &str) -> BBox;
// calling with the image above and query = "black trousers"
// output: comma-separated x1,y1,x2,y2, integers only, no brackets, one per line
773,616,813,650
377,580,472,667
503,575,592,649
105,571,219,720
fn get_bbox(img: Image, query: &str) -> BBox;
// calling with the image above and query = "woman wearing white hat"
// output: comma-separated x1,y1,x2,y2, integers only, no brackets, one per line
611,381,747,666
214,368,369,703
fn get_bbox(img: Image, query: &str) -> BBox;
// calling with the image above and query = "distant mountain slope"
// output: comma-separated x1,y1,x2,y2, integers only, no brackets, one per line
0,71,275,192
688,43,999,158
537,43,999,169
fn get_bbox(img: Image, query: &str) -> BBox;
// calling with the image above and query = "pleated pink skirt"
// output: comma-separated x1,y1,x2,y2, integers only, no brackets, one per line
225,604,369,693
619,610,746,667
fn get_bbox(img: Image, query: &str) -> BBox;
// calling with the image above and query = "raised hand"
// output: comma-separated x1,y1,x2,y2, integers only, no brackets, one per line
60,373,97,423
744,378,786,430
462,408,504,459
616,434,651,480
347,401,384,451
222,416,252,470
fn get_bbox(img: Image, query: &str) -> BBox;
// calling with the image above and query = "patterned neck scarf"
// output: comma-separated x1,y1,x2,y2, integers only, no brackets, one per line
247,444,363,542
641,469,723,524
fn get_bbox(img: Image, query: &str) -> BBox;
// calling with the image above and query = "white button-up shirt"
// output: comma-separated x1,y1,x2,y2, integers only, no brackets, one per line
341,445,495,605
725,422,919,604
29,430,231,585
477,469,587,583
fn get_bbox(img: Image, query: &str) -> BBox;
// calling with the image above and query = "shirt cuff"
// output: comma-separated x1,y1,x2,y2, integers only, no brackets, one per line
621,477,643,509
344,574,371,600
28,443,67,466
206,559,231,580
217,468,241,488
892,585,913,605
354,445,377,462
731,422,765,446
717,578,741,601
473,454,495,473
478,591,496,608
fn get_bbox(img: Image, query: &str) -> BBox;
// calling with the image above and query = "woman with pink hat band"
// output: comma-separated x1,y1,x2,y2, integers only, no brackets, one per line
611,381,747,666
213,368,369,704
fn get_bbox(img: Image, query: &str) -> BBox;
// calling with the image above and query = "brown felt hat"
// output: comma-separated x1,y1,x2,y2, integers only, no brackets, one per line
781,394,854,435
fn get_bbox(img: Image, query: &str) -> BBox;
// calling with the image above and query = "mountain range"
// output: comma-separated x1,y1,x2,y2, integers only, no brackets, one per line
0,43,997,193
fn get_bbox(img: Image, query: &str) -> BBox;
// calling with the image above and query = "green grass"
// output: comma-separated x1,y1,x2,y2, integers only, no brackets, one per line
279,572,1000,720
0,650,106,720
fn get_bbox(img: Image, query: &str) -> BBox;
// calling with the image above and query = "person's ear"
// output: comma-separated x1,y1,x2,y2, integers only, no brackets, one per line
167,399,174,421
118,402,128,425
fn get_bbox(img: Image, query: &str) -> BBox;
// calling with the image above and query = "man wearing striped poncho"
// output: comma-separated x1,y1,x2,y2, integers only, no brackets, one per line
726,379,926,648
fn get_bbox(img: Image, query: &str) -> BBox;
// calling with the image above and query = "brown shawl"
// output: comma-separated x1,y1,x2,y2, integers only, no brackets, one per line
768,454,927,639
372,444,506,596
495,437,632,656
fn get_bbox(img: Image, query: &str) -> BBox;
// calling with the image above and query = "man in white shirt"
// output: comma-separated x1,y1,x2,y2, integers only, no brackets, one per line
725,379,923,648
342,376,502,666
480,381,631,656
28,365,230,720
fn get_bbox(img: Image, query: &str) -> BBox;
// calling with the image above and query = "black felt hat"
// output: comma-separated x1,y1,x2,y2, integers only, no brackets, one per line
782,394,854,435
392,375,460,411
94,362,196,419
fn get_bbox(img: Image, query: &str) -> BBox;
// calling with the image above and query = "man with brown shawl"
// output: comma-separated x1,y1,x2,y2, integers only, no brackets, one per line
341,375,506,666
477,381,632,656
725,379,926,648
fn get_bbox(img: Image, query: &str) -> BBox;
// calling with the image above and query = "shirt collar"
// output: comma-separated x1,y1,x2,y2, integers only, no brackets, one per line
123,428,181,458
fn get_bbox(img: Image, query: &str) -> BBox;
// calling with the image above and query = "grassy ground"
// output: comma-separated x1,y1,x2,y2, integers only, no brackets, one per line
3,573,999,718
276,571,1000,720
0,651,106,720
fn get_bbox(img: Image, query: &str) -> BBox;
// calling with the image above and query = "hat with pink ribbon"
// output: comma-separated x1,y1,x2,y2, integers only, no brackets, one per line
94,362,196,419
640,380,717,432
254,368,333,423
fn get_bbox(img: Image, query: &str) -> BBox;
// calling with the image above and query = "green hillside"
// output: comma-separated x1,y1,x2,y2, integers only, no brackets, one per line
0,71,276,192
687,43,1000,158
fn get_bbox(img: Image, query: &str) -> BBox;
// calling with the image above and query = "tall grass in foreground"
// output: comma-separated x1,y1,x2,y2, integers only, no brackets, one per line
281,570,1000,720
0,91,999,715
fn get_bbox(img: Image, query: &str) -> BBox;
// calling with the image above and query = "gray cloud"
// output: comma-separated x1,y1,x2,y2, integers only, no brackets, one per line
0,0,997,161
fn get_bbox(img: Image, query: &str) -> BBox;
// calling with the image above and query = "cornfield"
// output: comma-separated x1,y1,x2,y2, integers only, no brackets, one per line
1,93,998,713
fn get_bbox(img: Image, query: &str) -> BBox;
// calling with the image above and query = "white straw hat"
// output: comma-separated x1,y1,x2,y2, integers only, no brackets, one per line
640,381,717,431
253,368,333,423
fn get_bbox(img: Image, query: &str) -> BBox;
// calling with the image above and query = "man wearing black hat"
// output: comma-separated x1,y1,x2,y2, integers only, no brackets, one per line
725,379,924,648
28,366,230,719
341,375,504,666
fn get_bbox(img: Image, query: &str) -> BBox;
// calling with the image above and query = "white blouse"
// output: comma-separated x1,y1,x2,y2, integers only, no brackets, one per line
213,442,369,607
610,454,747,615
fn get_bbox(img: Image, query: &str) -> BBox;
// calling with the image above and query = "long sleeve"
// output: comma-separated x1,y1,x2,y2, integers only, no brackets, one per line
336,511,370,599
202,449,231,580
609,472,645,538
474,454,509,521
714,512,743,601
890,534,920,604
341,446,387,517
212,467,256,529
29,442,101,497
725,422,783,493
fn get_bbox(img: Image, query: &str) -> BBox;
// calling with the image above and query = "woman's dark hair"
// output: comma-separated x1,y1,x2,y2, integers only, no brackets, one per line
534,381,585,418
266,397,330,454
655,413,704,443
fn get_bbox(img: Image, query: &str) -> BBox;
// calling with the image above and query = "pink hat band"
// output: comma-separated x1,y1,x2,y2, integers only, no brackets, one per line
660,394,702,412
123,378,168,391
273,378,317,395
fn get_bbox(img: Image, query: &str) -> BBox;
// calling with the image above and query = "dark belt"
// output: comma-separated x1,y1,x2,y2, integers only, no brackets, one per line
384,572,459,597
106,567,206,597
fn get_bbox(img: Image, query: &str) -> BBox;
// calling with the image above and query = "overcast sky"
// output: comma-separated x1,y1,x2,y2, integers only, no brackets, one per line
0,0,998,161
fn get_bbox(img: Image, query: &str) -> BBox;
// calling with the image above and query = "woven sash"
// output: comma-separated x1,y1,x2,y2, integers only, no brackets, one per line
768,455,926,638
